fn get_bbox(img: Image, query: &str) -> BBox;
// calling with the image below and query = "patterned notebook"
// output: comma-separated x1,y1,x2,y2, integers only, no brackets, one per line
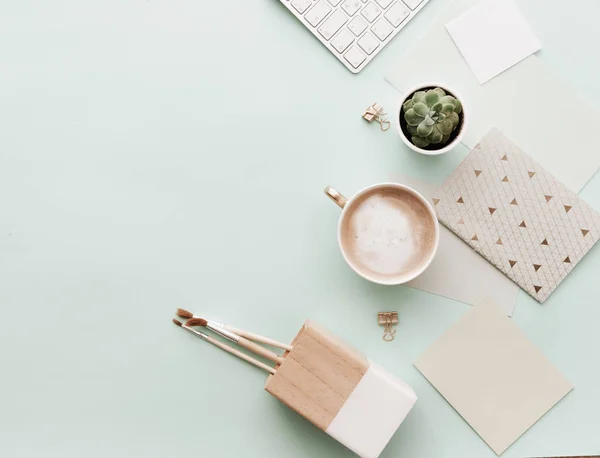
433,128,600,303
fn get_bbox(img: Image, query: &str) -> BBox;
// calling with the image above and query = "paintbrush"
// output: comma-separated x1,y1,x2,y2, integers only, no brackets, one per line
176,308,293,352
172,319,276,375
184,317,284,365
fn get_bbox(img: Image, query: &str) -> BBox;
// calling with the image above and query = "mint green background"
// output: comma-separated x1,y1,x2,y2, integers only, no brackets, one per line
1,1,599,457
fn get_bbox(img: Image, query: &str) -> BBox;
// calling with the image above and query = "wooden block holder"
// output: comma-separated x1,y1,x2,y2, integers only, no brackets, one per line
265,320,417,458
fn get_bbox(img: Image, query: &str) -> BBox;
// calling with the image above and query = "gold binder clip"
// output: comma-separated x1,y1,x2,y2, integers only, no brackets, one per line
362,103,390,131
378,312,398,342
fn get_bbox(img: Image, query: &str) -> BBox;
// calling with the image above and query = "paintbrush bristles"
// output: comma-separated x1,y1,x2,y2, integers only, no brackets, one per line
172,319,183,327
185,317,208,327
176,308,194,319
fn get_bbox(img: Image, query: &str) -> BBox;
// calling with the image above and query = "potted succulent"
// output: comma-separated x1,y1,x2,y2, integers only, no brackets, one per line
395,84,466,155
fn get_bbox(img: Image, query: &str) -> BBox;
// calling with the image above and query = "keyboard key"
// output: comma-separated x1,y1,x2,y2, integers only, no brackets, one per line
344,45,367,68
305,1,332,27
327,0,342,5
357,32,380,54
331,28,354,53
291,0,312,14
371,17,394,40
402,0,423,10
384,2,409,27
341,0,362,16
361,2,381,22
375,0,394,8
348,16,368,36
318,10,348,40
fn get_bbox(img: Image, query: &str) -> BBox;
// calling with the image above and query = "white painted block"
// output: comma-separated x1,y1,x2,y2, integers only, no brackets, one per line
325,362,417,458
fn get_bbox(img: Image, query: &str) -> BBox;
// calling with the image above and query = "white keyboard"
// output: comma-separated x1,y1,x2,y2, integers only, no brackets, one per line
280,0,430,73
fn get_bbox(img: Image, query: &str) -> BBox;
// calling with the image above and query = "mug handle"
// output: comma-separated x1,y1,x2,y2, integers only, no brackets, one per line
324,186,347,209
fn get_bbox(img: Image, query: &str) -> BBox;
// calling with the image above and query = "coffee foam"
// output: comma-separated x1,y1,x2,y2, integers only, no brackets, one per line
340,188,437,281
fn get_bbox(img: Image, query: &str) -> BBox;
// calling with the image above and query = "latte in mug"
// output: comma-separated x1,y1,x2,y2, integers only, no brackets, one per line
325,183,439,285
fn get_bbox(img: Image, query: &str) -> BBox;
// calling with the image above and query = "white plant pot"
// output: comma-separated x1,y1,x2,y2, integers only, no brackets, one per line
395,82,467,156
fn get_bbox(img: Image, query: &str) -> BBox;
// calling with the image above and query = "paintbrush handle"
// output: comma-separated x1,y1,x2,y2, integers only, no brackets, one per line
203,334,276,375
226,325,293,352
238,337,284,364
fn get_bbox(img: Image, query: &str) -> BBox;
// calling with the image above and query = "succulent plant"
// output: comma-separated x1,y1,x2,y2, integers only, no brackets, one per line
402,87,462,149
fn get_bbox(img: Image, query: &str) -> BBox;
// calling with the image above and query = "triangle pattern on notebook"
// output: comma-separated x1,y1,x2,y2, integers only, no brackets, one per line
433,129,600,303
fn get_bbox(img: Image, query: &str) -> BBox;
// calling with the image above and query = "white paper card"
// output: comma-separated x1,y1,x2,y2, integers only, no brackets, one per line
391,174,518,316
385,0,600,194
446,0,541,84
415,298,573,455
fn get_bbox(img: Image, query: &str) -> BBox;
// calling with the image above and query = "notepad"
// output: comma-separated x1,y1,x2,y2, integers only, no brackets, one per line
432,128,600,303
415,298,573,455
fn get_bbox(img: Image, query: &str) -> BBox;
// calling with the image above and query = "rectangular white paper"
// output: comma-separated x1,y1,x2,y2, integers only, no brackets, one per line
385,0,600,194
446,0,541,84
392,173,518,316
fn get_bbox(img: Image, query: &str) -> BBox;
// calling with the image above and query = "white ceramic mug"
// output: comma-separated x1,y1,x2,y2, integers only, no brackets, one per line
325,183,439,285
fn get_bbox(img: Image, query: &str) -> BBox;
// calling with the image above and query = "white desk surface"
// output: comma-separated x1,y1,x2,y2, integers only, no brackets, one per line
1,1,599,457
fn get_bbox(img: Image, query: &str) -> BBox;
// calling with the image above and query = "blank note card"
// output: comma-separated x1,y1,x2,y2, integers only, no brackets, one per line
446,0,541,84
415,298,573,455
